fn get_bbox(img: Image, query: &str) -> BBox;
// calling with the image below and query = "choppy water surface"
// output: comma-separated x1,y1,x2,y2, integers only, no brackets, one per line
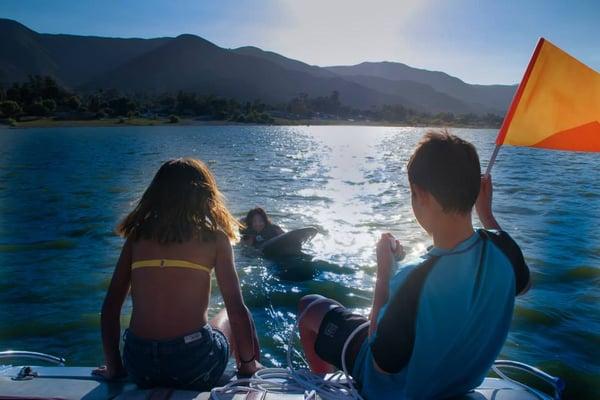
0,126,598,398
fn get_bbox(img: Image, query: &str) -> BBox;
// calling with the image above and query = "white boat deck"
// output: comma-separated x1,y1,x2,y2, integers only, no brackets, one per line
0,365,553,400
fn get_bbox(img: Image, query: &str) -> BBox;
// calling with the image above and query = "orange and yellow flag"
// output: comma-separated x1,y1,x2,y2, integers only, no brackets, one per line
496,38,600,152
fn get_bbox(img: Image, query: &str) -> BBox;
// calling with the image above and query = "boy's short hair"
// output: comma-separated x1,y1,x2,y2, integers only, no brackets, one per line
407,130,481,214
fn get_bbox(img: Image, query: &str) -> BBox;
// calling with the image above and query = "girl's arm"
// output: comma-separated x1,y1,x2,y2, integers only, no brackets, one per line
273,225,285,236
214,232,261,375
239,221,253,245
93,239,132,379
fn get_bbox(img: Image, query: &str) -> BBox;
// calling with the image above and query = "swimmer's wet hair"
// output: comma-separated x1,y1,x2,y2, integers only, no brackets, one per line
244,207,274,229
407,130,481,214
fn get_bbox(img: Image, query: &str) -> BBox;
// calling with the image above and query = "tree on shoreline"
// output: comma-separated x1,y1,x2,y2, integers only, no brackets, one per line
0,75,503,128
0,100,22,118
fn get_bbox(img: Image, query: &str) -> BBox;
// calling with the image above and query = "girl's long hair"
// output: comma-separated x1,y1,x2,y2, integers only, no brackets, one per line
117,158,240,243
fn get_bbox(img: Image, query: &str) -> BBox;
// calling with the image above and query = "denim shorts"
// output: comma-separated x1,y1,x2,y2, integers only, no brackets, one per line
123,324,230,391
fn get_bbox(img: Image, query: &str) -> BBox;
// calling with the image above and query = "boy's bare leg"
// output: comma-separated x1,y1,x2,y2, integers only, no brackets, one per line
298,295,340,374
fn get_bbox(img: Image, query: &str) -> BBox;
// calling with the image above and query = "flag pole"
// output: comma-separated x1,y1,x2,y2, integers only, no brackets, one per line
485,144,500,175
485,38,545,176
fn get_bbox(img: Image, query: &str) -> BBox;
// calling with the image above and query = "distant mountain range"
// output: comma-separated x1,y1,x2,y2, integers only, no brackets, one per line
0,18,516,115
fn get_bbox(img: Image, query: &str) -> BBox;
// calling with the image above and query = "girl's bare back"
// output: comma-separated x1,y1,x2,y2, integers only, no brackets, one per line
128,238,217,339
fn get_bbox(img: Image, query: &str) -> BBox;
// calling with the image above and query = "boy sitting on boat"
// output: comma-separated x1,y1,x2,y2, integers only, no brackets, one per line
297,131,531,399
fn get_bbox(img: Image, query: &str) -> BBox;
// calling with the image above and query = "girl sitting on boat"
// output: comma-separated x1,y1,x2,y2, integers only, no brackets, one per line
94,158,262,390
241,207,284,247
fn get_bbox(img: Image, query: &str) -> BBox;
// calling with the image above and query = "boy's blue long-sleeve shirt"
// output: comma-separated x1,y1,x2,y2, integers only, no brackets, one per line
353,229,528,400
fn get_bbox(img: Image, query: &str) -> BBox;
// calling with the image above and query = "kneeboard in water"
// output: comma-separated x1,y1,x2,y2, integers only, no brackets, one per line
259,227,318,257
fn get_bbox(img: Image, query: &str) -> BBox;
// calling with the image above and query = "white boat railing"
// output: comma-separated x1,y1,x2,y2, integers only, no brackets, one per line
0,350,66,366
493,360,564,400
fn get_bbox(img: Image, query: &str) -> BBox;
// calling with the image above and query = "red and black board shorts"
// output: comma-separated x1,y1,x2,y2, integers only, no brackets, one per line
314,306,369,374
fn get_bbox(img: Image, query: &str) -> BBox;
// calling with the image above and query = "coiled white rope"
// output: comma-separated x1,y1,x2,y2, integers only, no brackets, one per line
211,298,367,400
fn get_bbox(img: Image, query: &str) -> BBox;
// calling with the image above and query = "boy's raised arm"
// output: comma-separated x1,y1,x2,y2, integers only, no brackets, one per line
476,174,531,295
475,174,501,230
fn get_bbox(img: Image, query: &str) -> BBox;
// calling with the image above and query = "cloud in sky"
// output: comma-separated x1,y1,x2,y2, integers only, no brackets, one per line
262,0,429,67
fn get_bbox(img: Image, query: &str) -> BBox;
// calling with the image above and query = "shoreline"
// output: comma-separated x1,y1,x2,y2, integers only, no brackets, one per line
0,117,500,130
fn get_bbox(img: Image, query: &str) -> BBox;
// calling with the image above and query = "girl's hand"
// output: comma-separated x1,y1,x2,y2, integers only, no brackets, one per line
238,360,264,377
92,365,127,380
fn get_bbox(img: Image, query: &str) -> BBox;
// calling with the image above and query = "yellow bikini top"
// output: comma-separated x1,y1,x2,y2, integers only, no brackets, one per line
131,259,213,275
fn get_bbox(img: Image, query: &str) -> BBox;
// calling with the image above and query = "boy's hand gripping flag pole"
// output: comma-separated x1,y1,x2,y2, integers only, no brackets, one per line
485,37,600,175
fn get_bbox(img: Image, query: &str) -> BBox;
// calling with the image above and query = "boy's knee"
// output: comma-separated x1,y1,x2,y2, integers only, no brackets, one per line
298,294,325,314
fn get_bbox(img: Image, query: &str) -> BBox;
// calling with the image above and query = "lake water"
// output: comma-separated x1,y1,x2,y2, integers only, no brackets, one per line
0,126,598,398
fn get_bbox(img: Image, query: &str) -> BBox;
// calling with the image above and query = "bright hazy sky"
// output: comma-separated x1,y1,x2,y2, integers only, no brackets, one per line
2,0,599,85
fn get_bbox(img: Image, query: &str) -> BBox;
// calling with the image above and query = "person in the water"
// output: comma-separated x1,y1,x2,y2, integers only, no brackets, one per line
297,130,531,400
93,158,262,389
241,207,284,247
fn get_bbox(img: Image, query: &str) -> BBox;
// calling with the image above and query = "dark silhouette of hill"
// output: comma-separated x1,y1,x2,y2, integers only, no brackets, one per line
0,19,59,83
326,62,515,114
87,34,411,110
0,18,515,115
0,18,169,87
232,46,335,78
39,35,169,86
328,74,477,114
